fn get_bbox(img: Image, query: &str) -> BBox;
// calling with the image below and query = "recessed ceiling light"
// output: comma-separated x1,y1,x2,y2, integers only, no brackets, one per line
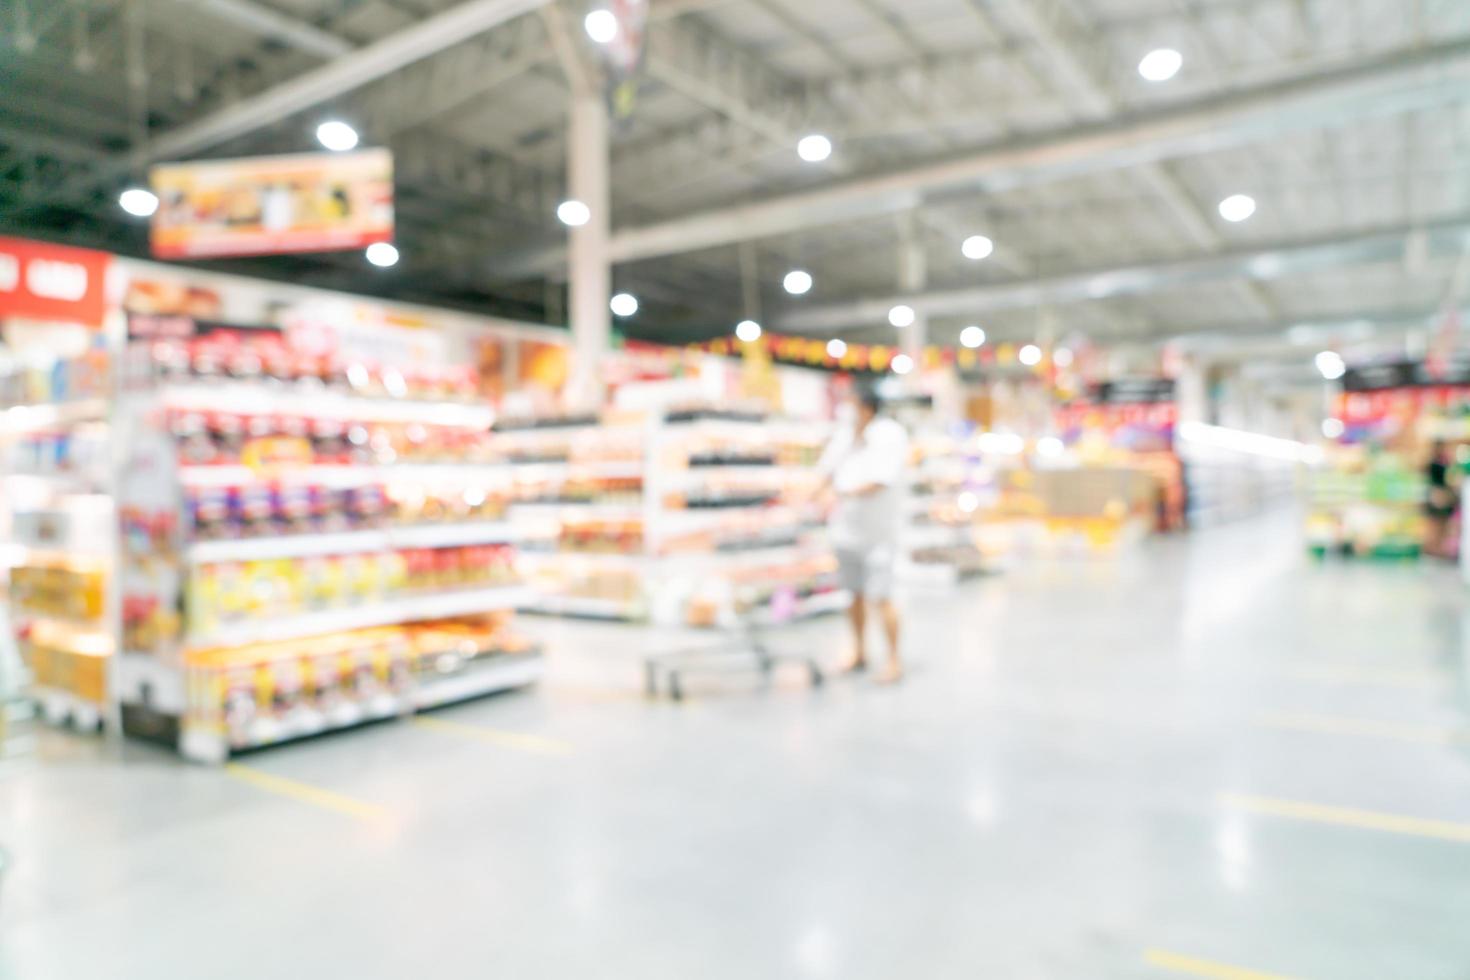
797,134,832,163
316,120,359,152
891,353,914,375
1019,344,1042,366
610,292,638,317
584,9,618,43
1218,193,1257,223
1321,418,1345,439
960,325,985,348
736,319,762,342
365,242,399,267
961,235,994,260
557,199,591,227
783,270,813,295
888,305,915,328
826,338,846,358
1315,350,1345,380
118,187,158,217
1138,48,1183,82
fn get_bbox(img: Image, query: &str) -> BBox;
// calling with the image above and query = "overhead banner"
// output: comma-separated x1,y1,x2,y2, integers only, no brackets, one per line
150,149,393,260
0,236,111,326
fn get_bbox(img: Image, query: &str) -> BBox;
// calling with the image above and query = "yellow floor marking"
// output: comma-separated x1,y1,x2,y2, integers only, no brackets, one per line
411,715,574,755
224,763,389,823
1271,664,1443,690
1223,793,1470,843
1144,948,1303,980
1256,712,1464,745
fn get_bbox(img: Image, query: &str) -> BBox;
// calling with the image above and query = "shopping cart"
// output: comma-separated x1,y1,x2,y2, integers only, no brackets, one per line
642,585,836,701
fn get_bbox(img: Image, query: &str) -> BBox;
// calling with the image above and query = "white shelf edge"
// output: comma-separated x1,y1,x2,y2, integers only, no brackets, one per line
0,399,108,435
180,463,511,488
186,586,533,649
412,655,545,709
156,384,495,427
188,523,521,563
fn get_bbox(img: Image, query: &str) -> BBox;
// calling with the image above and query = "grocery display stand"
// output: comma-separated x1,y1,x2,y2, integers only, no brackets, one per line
112,334,543,763
501,405,848,629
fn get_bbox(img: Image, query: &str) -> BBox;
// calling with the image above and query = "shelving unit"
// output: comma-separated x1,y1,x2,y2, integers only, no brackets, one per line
113,333,544,763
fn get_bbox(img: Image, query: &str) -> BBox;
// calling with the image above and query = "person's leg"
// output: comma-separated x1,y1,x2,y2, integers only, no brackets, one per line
867,548,902,683
843,591,868,671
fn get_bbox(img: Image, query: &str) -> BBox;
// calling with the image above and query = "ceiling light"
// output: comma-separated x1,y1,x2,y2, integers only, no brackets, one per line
1019,344,1042,366
957,491,979,513
557,199,591,227
315,120,359,152
1037,436,1064,457
1138,48,1183,82
1315,350,1345,380
1218,193,1257,223
959,325,986,348
365,242,399,267
797,134,832,163
1054,347,1074,368
736,319,762,342
961,235,994,260
610,292,638,317
783,269,812,295
1321,418,1345,439
891,353,914,375
826,338,846,358
888,305,915,328
584,8,618,43
118,187,158,218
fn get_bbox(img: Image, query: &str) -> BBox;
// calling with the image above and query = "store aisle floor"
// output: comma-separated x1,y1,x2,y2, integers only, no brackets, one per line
3,513,1468,980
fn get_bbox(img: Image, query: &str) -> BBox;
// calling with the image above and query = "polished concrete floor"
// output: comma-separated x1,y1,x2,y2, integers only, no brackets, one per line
2,512,1468,979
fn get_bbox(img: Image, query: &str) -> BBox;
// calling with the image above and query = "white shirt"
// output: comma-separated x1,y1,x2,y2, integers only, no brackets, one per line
820,415,909,551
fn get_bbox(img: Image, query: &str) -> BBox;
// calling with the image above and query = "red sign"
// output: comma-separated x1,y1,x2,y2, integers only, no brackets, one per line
0,236,111,326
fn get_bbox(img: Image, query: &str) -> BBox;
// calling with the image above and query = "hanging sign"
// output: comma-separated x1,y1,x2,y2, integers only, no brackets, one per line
0,236,111,326
150,149,394,259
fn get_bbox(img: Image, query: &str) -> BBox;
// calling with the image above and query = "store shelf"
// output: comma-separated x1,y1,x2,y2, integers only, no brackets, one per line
180,463,510,488
186,586,532,648
524,594,644,620
508,459,643,479
508,501,643,518
0,399,108,436
187,523,519,563
412,654,545,709
157,384,495,428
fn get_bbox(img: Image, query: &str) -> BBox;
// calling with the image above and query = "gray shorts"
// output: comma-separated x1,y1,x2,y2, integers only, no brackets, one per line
835,545,895,599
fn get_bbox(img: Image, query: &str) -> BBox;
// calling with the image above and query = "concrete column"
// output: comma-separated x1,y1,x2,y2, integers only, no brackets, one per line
897,212,927,368
567,93,610,410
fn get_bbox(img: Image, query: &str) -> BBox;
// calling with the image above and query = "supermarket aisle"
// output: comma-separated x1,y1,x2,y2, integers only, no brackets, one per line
2,513,1468,980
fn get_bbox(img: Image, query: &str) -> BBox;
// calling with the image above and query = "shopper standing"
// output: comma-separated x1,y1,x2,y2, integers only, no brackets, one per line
818,387,910,683
1424,440,1458,558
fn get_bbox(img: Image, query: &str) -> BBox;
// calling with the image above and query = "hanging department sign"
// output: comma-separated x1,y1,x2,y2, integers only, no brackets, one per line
598,0,649,121
0,236,111,326
150,149,393,259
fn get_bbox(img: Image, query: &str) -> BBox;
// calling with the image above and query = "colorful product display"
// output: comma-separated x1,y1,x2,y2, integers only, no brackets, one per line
182,614,535,752
188,543,519,633
9,559,107,623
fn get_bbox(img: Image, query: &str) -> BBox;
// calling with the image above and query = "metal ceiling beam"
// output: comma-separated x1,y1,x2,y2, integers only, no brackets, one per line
494,35,1470,276
775,215,1470,332
149,0,551,160
184,0,353,58
988,0,1280,319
